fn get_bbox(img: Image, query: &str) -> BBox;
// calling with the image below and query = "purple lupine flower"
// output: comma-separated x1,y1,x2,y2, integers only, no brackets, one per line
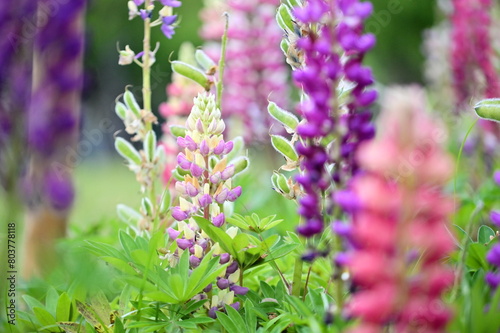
292,0,376,237
161,15,177,39
134,0,145,5
160,0,181,7
230,285,249,295
212,213,225,227
176,238,193,250
172,206,189,221
26,0,86,210
486,173,500,289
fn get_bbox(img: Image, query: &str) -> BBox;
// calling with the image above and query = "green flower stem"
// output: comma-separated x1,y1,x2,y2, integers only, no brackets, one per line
216,12,229,110
291,256,303,297
142,0,152,132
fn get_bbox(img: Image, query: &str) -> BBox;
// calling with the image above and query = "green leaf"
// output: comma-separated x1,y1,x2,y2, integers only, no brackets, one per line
33,306,57,328
113,317,125,333
474,98,500,123
23,295,46,312
465,243,489,271
271,135,298,161
56,292,72,322
119,230,138,256
244,299,257,333
171,60,210,90
46,288,59,316
478,225,496,245
100,256,137,275
89,291,112,325
115,137,142,165
225,305,247,333
216,311,240,333
193,217,236,257
116,204,142,225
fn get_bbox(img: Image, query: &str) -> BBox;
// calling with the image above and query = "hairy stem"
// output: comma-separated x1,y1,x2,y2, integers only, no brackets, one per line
142,0,152,131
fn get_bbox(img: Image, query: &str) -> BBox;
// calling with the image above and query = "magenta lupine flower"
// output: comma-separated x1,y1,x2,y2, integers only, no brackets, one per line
199,0,289,142
451,0,500,106
345,87,455,333
293,0,376,237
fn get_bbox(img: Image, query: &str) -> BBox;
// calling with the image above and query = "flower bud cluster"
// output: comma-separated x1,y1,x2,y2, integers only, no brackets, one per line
171,92,243,227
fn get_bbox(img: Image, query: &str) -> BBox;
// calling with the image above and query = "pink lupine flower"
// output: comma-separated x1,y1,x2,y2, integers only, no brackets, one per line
199,0,289,143
451,0,500,149
346,87,455,332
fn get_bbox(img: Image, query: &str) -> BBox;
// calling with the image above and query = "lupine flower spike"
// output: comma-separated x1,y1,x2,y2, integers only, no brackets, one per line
345,87,455,333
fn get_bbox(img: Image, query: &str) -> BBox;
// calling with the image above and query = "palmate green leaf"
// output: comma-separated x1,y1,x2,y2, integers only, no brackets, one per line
193,217,236,257
100,256,137,275
465,243,490,271
89,291,112,328
45,288,59,317
118,230,138,257
227,214,252,231
217,310,240,333
244,299,257,333
186,253,228,296
33,306,57,329
477,225,496,245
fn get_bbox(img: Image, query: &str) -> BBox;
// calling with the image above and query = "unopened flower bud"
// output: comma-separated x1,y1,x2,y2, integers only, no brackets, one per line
189,255,201,267
223,141,234,155
199,194,212,207
230,285,249,295
167,227,180,240
217,278,230,289
227,186,242,202
190,163,204,177
177,153,191,170
176,238,193,250
212,213,225,227
226,261,238,274
200,140,210,155
215,188,229,204
172,206,189,221
219,253,230,264
213,140,225,155
221,165,235,181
